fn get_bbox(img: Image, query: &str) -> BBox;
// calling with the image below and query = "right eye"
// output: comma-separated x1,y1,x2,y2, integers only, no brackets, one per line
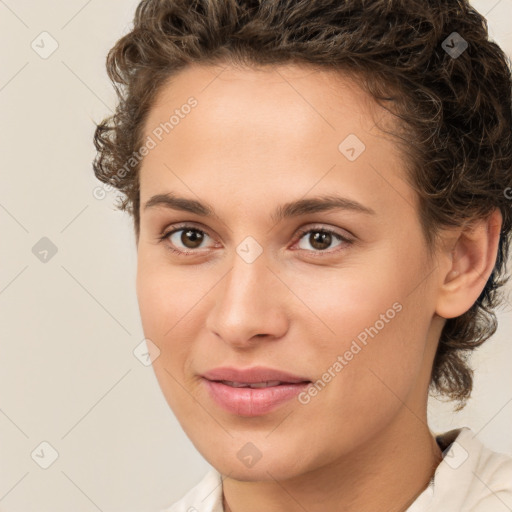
159,224,215,255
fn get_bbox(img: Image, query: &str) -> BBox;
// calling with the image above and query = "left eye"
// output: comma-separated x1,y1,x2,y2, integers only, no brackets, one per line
295,227,351,252
160,225,353,255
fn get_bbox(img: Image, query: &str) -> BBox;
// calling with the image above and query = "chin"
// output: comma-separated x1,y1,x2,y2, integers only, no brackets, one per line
203,445,309,482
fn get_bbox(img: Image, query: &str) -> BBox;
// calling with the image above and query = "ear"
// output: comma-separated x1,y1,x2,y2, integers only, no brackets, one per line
435,208,503,319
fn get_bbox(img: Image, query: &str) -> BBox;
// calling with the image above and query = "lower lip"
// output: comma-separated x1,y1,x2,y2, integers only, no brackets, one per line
202,379,310,417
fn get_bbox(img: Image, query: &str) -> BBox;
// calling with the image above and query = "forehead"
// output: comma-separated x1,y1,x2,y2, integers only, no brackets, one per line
139,62,415,221
144,62,386,142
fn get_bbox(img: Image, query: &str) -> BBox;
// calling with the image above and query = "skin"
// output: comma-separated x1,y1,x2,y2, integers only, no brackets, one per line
135,63,502,512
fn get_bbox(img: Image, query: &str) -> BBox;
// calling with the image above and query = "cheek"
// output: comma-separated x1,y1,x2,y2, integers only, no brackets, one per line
136,259,207,376
136,262,198,415
287,260,403,350
136,256,195,332
295,297,429,455
298,249,431,400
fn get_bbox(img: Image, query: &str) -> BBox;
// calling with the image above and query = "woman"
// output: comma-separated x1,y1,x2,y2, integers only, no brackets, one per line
93,0,512,510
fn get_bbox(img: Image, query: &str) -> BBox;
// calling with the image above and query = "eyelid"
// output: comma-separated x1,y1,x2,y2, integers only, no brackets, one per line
294,224,354,242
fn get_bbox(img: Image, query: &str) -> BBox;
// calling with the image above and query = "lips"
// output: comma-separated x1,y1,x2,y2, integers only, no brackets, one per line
201,366,311,416
201,366,310,385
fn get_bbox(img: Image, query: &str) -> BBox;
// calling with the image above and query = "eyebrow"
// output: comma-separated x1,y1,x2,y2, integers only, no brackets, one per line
143,192,376,222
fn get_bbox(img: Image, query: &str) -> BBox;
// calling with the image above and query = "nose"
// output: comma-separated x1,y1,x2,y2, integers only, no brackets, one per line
205,253,289,349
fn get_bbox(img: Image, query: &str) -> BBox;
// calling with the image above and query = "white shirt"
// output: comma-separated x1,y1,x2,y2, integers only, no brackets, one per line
161,427,512,512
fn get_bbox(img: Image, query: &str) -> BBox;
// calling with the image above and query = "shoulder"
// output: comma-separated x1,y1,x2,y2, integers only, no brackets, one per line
159,468,224,512
431,426,512,511
452,427,512,486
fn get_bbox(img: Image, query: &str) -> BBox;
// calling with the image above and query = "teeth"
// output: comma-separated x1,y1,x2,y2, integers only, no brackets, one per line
221,380,283,388
249,380,282,388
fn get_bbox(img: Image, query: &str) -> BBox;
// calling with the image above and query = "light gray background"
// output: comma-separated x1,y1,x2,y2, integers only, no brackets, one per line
0,1,511,511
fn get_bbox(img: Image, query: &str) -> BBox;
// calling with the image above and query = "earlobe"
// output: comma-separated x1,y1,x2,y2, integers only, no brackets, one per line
435,209,502,320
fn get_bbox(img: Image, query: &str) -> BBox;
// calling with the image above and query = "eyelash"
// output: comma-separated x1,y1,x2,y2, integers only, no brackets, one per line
158,223,354,257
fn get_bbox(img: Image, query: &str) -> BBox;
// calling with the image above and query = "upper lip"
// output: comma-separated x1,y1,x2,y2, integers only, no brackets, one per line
201,366,311,384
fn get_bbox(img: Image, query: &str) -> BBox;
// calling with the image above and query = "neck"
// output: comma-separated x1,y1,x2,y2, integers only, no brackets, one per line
221,409,443,512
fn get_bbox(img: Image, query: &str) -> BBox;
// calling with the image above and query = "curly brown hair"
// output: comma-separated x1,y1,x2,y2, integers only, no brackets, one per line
93,0,512,411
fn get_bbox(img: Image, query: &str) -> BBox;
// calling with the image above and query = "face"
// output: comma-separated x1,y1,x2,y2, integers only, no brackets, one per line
136,63,445,480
